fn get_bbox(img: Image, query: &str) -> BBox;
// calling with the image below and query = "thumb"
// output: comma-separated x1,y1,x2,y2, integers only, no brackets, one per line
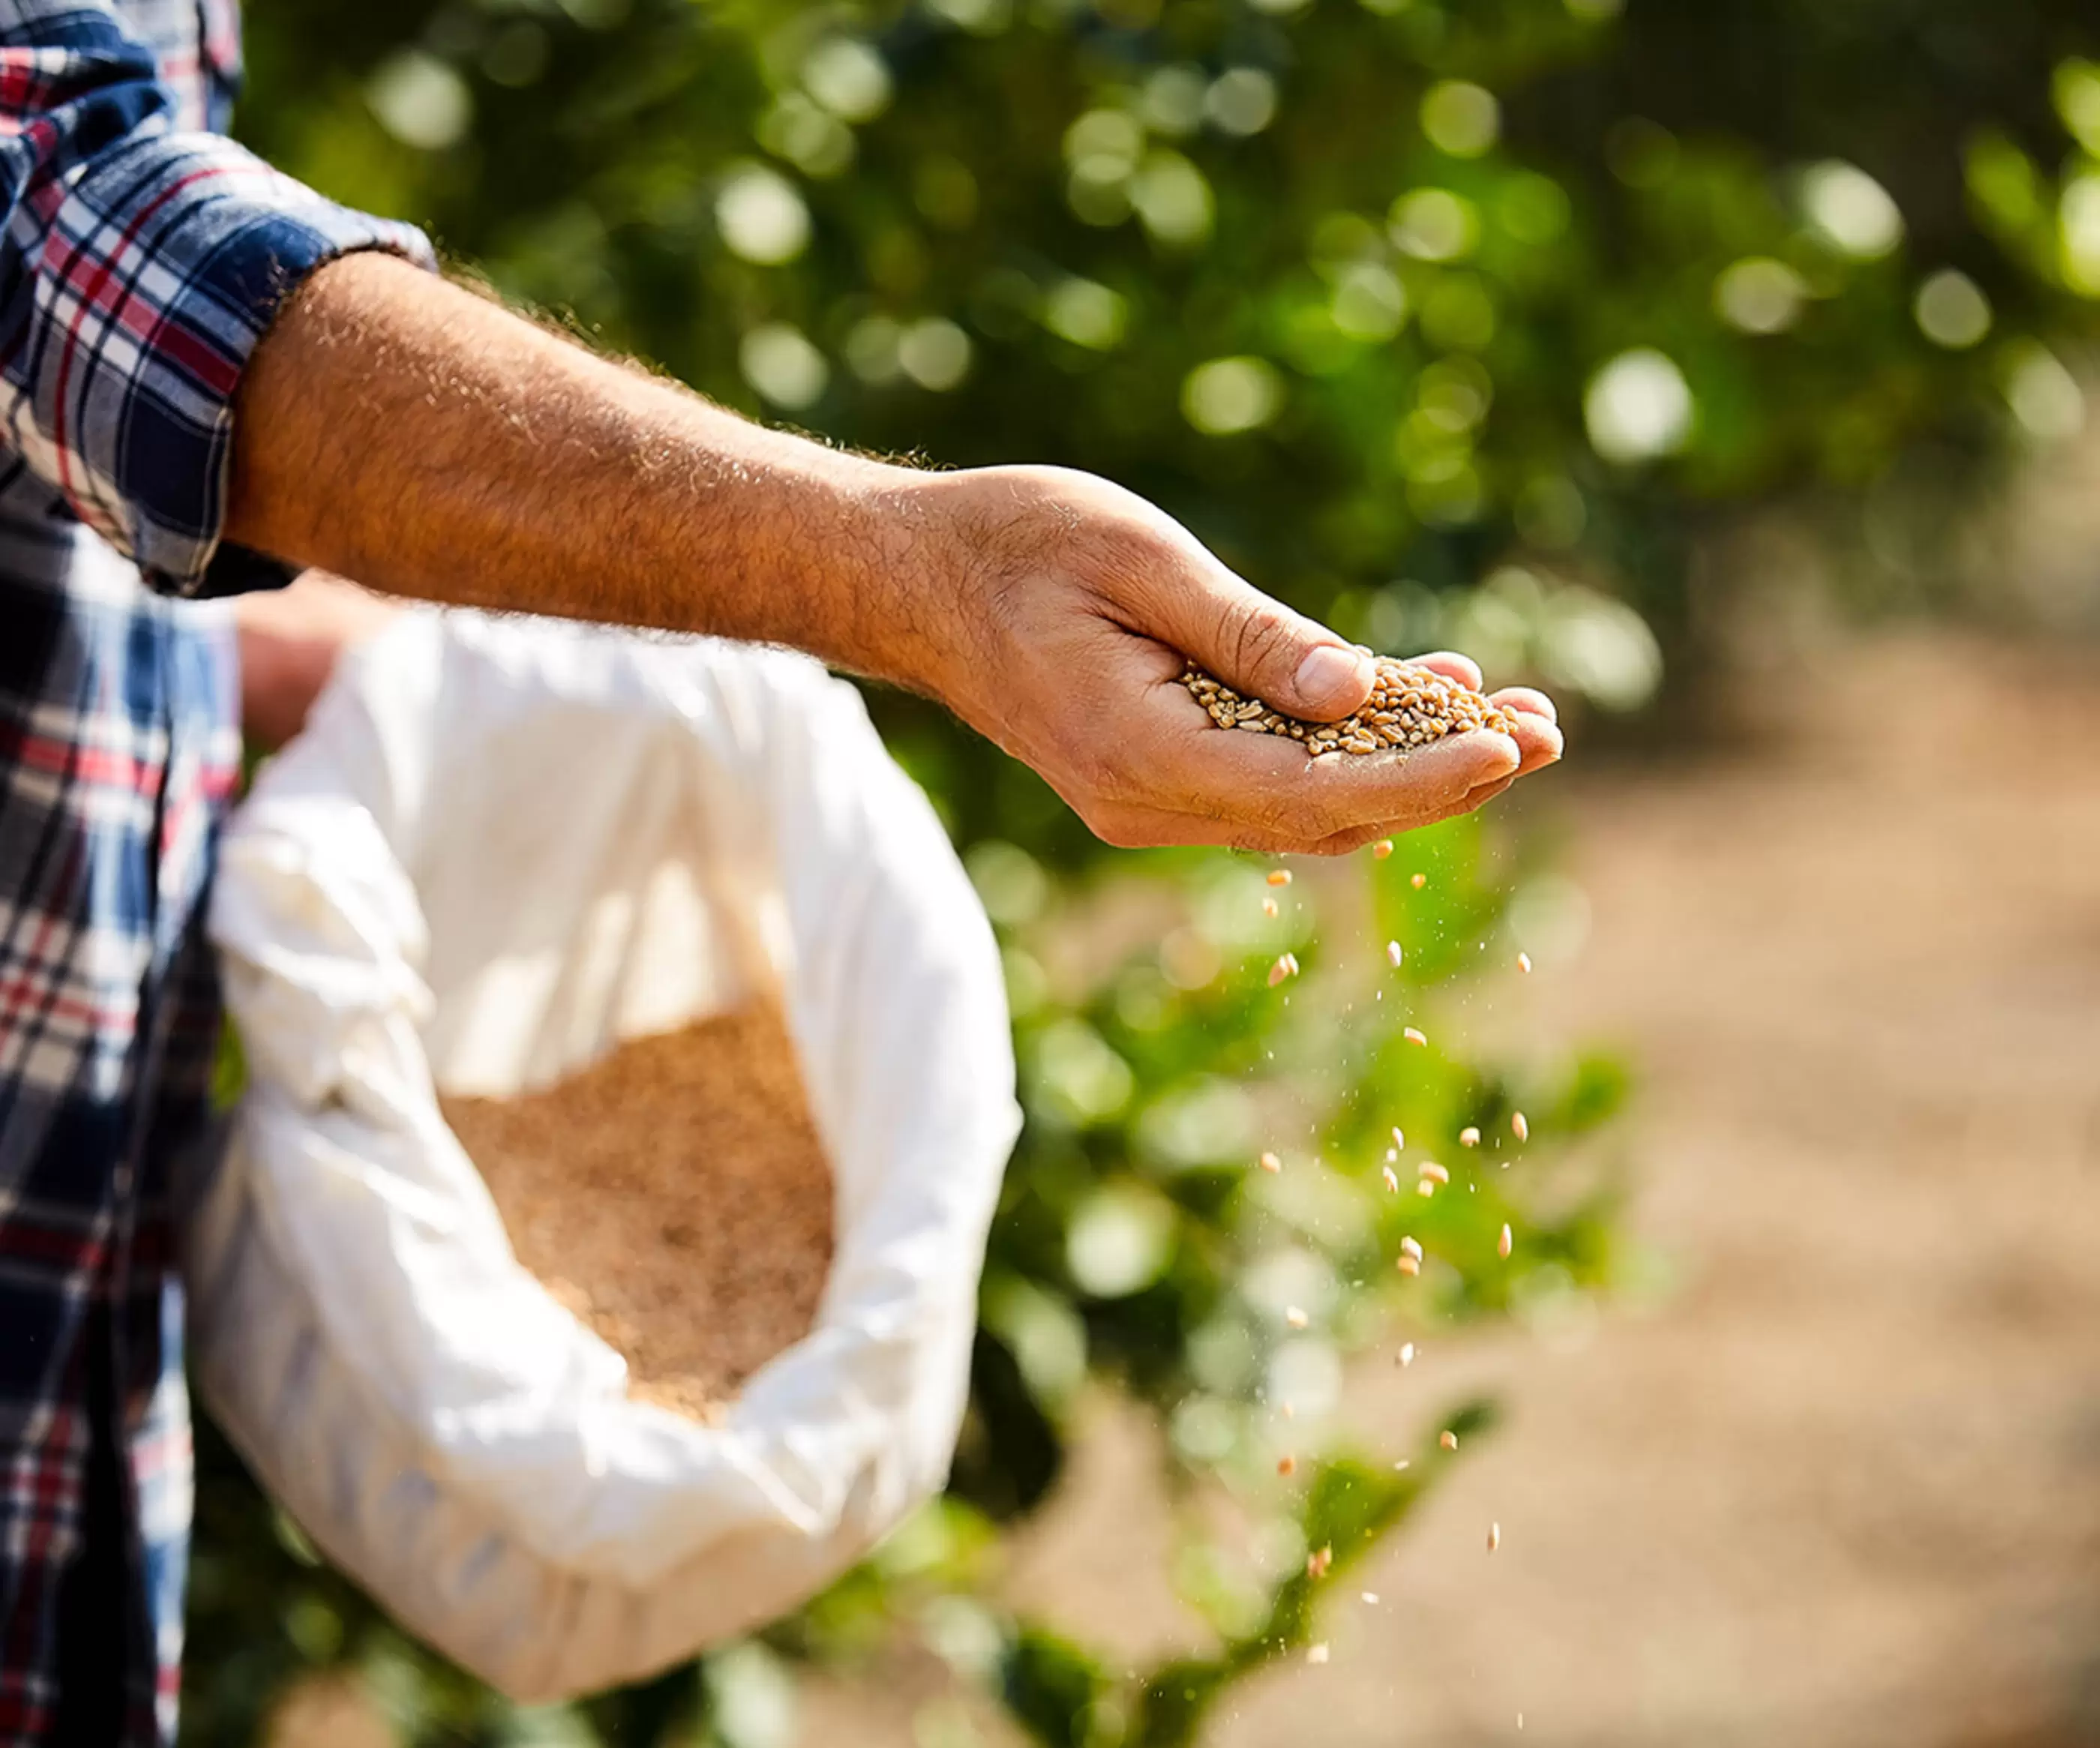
1165,572,1376,722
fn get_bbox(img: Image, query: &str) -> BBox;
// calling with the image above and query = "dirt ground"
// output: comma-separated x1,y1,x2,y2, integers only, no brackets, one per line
801,627,2100,1748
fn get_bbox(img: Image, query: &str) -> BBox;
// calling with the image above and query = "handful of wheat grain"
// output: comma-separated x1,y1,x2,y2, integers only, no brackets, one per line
1180,656,1517,754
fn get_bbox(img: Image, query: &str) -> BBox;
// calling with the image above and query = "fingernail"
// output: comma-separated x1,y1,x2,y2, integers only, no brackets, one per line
1294,644,1368,712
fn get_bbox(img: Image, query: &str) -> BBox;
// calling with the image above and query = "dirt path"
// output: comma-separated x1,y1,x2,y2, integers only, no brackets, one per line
902,629,2100,1748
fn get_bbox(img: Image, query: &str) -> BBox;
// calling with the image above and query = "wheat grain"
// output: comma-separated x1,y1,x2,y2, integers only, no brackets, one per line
442,1003,831,1425
1180,658,1518,756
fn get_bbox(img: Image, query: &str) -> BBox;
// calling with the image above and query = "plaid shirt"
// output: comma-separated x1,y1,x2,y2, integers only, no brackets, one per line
0,1,428,1740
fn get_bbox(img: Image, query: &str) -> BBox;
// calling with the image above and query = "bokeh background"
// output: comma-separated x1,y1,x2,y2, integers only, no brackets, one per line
185,0,2100,1742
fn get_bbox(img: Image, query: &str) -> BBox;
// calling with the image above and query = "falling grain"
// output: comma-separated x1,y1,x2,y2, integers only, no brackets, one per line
1403,1026,1427,1047
1372,840,1394,861
1386,940,1405,970
1258,1150,1283,1174
1412,872,1427,890
1440,1430,1460,1451
1488,1521,1502,1553
1511,1111,1529,1142
1268,869,1293,887
1516,951,1533,974
1459,1126,1480,1148
1498,1222,1514,1260
1418,1161,1449,1185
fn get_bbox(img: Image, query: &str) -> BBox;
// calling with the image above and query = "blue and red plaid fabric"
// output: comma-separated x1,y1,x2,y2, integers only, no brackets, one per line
0,2,430,1740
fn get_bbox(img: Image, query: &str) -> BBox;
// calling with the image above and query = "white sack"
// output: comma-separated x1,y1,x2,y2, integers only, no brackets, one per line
189,608,1019,1699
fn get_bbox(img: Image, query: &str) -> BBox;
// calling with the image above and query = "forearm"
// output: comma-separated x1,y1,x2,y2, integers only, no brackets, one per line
226,253,946,686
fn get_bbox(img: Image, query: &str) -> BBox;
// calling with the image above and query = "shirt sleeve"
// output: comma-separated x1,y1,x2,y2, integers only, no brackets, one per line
0,2,436,595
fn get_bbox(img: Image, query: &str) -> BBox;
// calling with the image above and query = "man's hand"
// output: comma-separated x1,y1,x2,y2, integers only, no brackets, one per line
890,464,1560,853
227,254,1558,850
232,571,400,750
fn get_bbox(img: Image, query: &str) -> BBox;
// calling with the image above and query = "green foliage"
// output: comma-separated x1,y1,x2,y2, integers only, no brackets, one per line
185,805,1619,1744
184,0,2100,1738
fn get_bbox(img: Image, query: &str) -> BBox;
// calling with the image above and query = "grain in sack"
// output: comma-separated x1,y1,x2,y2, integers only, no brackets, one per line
188,609,1019,1699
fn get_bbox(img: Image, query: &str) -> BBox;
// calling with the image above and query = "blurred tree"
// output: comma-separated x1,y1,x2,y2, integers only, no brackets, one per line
236,0,2100,778
183,0,2100,1741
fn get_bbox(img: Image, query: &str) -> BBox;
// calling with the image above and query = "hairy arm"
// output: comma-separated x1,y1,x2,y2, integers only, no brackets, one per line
229,253,1560,853
228,254,935,678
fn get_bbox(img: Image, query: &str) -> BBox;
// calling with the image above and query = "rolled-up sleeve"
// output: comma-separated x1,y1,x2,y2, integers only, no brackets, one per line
0,2,434,594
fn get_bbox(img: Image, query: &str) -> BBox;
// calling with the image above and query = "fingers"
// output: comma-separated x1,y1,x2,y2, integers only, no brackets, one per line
1502,708,1564,778
1303,820,1410,858
1048,618,1562,853
1302,772,1521,856
1140,706,1521,842
1078,685,1526,849
1407,661,1566,772
233,570,400,750
1087,759,1522,856
1120,550,1375,722
1407,650,1484,692
1489,685,1556,724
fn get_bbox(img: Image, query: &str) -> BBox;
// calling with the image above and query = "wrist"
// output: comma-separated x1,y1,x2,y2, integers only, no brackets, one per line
822,462,986,704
